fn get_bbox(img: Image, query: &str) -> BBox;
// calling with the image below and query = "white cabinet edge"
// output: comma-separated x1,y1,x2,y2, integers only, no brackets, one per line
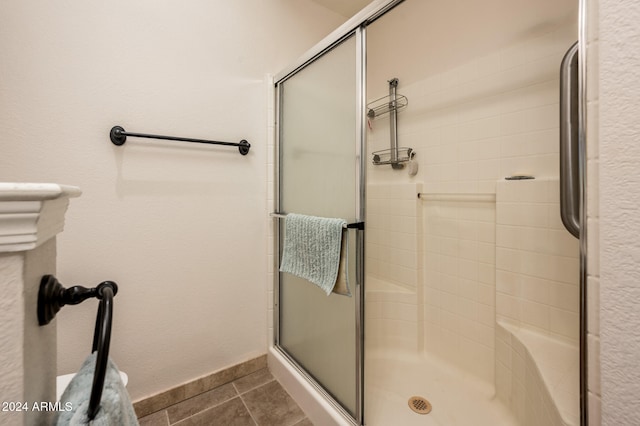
0,183,82,252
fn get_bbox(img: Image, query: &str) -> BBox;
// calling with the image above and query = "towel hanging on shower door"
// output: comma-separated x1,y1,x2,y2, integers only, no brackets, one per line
280,213,350,296
333,235,351,296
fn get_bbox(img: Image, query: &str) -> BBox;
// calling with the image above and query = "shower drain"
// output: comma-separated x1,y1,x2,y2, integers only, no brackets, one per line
408,396,432,415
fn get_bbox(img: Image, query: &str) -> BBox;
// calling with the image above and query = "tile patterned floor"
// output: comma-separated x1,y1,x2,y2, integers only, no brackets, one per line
137,368,313,426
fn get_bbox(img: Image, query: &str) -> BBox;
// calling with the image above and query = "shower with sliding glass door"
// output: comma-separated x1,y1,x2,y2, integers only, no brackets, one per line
273,29,366,423
271,0,586,425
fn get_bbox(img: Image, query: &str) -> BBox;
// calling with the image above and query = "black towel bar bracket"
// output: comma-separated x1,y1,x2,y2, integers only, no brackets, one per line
110,125,250,155
346,221,365,230
37,276,118,326
37,275,118,420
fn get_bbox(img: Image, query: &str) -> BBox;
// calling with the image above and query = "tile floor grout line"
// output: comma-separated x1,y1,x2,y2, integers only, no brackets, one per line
169,411,180,426
290,418,309,426
243,379,308,426
169,401,225,426
165,384,240,424
237,378,277,396
143,378,265,424
238,393,260,426
141,373,310,426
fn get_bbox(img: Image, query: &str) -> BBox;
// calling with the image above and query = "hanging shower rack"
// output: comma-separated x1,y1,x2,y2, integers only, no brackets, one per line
372,147,414,165
368,78,414,169
366,93,408,119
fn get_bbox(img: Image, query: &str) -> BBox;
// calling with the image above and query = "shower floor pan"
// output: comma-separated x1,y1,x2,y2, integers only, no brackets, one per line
365,351,517,426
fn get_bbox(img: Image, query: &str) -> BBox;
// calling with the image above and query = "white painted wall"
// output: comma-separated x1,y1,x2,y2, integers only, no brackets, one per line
598,0,640,425
0,0,345,401
0,241,58,426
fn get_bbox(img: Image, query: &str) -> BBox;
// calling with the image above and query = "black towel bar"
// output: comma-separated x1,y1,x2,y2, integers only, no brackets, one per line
109,125,250,155
269,212,365,230
37,275,118,420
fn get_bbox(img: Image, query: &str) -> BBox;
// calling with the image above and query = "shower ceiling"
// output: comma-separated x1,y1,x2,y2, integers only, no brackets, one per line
367,0,577,91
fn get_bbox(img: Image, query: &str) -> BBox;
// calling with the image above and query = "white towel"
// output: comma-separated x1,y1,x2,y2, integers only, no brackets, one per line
280,213,347,295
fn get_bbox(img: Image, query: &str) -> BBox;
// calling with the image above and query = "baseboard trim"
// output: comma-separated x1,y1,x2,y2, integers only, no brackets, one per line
133,354,267,418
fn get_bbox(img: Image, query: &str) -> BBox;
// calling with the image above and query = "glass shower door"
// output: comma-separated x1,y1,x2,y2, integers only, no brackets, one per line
276,33,362,419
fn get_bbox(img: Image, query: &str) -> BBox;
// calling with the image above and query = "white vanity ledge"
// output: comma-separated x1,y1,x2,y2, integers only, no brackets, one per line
0,183,81,201
0,183,81,252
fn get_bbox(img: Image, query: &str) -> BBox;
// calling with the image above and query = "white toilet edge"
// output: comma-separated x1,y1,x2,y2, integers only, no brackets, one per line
56,371,129,402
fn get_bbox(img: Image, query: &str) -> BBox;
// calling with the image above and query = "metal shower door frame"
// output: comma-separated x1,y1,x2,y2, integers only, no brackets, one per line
273,26,367,425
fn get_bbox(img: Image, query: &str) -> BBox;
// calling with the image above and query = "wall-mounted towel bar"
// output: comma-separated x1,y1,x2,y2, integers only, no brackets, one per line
109,125,251,155
38,275,118,420
270,212,364,230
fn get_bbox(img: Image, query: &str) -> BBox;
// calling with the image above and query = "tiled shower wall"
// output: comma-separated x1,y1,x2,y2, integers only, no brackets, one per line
365,183,422,353
494,178,580,426
368,15,577,382
366,183,422,291
367,13,579,385
368,18,579,191
422,198,497,383
495,179,580,342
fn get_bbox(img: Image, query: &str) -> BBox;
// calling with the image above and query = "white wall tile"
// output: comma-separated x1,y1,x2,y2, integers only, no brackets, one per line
365,10,585,421
478,303,495,327
588,334,601,395
496,179,580,342
496,322,577,426
548,281,579,313
521,300,550,330
521,275,550,305
589,392,602,426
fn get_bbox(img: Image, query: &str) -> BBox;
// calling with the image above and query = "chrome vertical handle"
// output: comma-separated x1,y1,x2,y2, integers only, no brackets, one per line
560,41,580,238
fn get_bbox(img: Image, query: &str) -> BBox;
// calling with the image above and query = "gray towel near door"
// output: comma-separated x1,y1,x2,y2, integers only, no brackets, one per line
280,213,349,295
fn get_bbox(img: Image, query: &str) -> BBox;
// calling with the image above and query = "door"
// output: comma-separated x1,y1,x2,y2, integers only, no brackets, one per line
275,32,364,420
